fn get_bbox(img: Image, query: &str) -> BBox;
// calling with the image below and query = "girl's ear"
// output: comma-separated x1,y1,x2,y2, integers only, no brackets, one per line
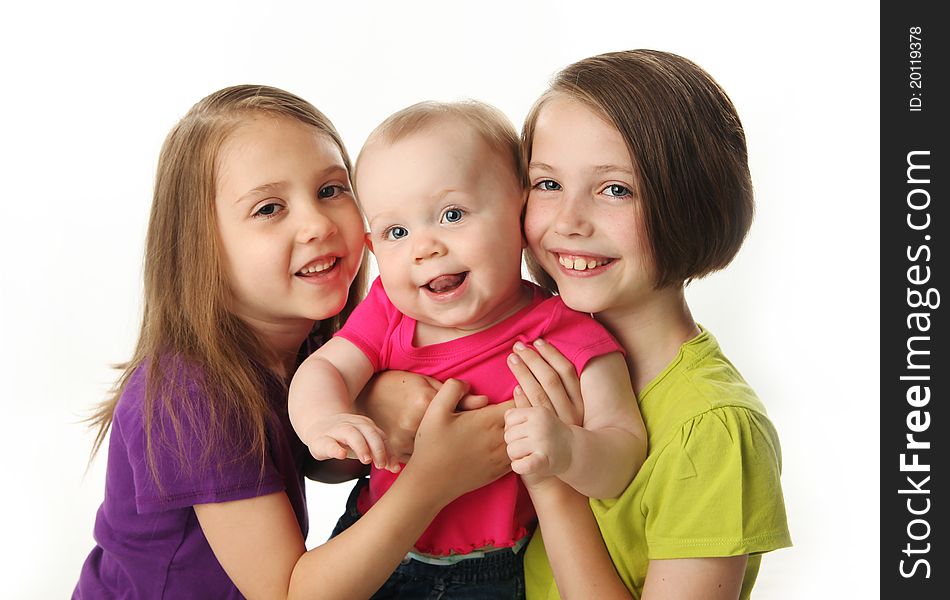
364,232,374,254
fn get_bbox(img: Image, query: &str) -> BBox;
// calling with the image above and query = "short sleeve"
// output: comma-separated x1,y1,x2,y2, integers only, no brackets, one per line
542,299,624,373
642,406,791,559
115,367,285,514
335,277,400,371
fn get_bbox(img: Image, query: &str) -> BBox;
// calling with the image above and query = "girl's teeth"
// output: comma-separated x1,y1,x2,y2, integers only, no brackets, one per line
301,258,336,274
558,254,608,271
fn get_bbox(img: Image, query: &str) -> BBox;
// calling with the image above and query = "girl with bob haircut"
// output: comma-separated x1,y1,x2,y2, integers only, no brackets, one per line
359,49,790,599
75,84,510,599
507,49,791,599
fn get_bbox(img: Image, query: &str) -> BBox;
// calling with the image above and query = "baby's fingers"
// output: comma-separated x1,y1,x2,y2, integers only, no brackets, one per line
504,407,531,432
309,436,349,461
505,437,534,462
349,421,392,469
511,452,550,476
339,429,371,464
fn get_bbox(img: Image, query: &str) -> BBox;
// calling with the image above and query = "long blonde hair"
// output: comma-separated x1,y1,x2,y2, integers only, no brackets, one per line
88,85,367,482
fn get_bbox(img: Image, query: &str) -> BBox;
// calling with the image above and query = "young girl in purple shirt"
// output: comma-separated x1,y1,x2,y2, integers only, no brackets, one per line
74,85,510,599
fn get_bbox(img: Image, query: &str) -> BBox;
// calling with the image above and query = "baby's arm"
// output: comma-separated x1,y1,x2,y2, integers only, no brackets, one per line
505,341,646,499
288,337,393,470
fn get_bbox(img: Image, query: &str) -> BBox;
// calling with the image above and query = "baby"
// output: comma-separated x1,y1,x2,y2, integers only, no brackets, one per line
289,101,646,596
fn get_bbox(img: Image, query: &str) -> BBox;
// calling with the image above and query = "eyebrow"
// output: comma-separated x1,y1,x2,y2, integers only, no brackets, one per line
235,165,348,204
592,164,635,175
367,213,400,236
237,182,287,204
528,161,634,176
528,162,556,172
365,187,467,228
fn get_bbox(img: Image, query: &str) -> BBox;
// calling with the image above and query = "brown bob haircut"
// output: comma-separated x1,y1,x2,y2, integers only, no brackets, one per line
522,50,754,289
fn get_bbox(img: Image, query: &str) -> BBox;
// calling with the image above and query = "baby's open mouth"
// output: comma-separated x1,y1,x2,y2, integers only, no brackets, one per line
424,272,468,293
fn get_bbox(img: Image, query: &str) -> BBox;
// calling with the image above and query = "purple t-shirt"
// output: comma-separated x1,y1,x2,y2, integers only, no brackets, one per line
74,361,309,599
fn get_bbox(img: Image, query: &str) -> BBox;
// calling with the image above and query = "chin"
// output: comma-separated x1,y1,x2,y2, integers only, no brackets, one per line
309,294,349,321
555,288,608,315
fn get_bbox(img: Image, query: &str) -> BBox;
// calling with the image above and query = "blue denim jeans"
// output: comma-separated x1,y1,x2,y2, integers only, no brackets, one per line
330,478,526,600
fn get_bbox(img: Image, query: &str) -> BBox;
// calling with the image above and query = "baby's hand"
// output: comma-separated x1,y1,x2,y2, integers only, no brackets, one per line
302,413,398,472
504,405,574,479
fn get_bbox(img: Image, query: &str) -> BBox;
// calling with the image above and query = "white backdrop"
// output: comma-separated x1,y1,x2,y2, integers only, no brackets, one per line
0,1,879,597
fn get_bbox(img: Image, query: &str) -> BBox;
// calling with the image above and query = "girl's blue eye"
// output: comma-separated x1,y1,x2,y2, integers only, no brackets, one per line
603,184,631,198
441,208,464,223
318,185,345,199
386,226,409,240
255,202,281,217
536,180,562,191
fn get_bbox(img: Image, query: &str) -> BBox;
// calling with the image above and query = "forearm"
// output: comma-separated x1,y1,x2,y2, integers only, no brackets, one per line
528,480,631,600
560,426,645,499
288,465,447,599
288,356,355,435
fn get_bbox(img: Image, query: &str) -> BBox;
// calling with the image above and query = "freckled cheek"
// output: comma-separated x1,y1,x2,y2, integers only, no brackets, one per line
522,205,549,255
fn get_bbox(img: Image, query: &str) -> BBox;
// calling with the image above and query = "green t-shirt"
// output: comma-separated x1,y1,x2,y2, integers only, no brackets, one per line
524,328,791,599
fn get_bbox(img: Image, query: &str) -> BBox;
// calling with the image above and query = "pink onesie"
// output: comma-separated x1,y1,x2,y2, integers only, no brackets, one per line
337,277,623,556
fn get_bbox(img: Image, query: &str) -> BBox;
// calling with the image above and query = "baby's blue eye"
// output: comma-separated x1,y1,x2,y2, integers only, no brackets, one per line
536,180,561,191
441,208,464,223
603,184,631,198
318,185,344,199
386,226,409,240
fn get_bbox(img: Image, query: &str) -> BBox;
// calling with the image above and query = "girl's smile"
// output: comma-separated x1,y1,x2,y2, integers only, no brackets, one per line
215,114,365,345
525,96,654,317
550,250,617,275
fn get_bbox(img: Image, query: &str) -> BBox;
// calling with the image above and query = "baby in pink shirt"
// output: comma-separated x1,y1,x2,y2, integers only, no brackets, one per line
288,101,647,588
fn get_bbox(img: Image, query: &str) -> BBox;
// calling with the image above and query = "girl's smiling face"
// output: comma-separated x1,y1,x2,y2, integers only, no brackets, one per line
214,114,365,335
524,96,656,317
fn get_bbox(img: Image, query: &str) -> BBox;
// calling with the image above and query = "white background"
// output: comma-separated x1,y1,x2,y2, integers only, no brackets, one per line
0,1,879,597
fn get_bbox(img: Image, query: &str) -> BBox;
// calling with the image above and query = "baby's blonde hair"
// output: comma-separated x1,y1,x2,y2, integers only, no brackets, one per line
356,100,525,191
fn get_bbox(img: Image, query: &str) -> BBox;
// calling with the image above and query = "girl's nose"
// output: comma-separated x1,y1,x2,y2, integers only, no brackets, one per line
553,193,594,237
296,205,338,244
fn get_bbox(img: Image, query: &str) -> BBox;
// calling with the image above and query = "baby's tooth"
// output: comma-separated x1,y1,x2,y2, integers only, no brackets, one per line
572,257,586,271
587,259,598,269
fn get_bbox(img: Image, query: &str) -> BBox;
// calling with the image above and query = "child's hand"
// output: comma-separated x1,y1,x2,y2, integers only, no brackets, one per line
357,372,490,463
504,338,584,488
504,399,575,479
302,413,399,472
507,339,584,427
357,372,440,463
407,379,511,501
